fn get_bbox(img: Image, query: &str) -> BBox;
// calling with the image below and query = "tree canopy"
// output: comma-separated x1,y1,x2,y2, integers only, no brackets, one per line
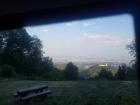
0,28,56,79
127,40,136,58
64,62,79,80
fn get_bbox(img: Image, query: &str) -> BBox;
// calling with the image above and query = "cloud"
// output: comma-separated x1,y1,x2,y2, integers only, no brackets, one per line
83,22,94,27
66,23,73,26
42,29,49,32
82,33,131,45
65,21,74,27
83,32,88,36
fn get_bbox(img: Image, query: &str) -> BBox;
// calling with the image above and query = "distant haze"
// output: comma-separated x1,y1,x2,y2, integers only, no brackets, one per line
26,14,135,63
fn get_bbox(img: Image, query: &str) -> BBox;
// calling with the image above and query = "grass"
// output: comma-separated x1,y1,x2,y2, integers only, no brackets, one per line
0,80,139,105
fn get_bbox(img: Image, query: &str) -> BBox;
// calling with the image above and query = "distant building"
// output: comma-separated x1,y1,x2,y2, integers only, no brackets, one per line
98,64,108,67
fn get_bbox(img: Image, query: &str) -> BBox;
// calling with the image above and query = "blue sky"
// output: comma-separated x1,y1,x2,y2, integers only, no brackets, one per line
26,14,135,63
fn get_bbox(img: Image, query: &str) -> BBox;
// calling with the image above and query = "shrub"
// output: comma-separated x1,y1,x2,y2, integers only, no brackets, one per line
0,64,16,78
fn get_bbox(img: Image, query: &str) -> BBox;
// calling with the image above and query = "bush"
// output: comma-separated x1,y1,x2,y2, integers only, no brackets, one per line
0,65,16,78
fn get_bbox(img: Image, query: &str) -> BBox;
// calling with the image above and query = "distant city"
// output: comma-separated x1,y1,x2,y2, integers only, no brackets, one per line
52,56,132,64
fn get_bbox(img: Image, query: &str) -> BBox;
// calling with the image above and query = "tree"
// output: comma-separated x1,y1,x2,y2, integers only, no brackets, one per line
0,28,62,80
115,64,127,80
126,40,137,80
127,40,137,69
39,57,55,79
22,35,43,76
0,29,43,76
64,62,79,80
125,67,137,80
97,68,113,80
127,40,136,58
0,64,16,78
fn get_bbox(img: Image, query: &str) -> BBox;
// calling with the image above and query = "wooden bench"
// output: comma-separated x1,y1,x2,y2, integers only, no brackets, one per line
14,85,52,101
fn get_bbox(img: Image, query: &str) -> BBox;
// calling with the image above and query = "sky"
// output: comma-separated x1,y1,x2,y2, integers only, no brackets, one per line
26,14,135,63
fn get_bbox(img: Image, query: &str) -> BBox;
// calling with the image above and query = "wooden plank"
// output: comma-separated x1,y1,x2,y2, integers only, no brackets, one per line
21,90,52,101
17,85,48,94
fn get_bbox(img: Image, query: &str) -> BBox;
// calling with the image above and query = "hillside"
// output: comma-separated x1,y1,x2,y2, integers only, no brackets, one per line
79,66,118,79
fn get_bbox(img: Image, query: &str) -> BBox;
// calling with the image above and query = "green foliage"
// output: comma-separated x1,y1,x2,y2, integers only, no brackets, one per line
125,67,137,80
127,40,136,58
81,66,117,79
64,62,79,80
54,63,67,70
127,40,137,73
0,65,16,78
38,57,54,79
115,64,127,80
0,29,43,75
97,68,113,80
125,40,137,80
48,68,64,80
0,29,63,80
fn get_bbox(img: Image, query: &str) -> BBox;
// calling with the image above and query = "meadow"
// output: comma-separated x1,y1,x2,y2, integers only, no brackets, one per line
0,80,139,105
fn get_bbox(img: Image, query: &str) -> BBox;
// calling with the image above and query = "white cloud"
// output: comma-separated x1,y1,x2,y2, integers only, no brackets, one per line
66,23,73,26
65,21,74,27
82,33,131,45
83,32,88,36
83,22,94,27
42,29,49,32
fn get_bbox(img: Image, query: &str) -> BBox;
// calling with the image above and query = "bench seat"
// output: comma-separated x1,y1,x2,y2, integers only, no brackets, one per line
14,85,52,102
18,85,48,96
21,90,52,101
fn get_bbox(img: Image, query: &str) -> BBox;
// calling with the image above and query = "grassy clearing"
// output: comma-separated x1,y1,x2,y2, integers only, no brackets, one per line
0,80,139,105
